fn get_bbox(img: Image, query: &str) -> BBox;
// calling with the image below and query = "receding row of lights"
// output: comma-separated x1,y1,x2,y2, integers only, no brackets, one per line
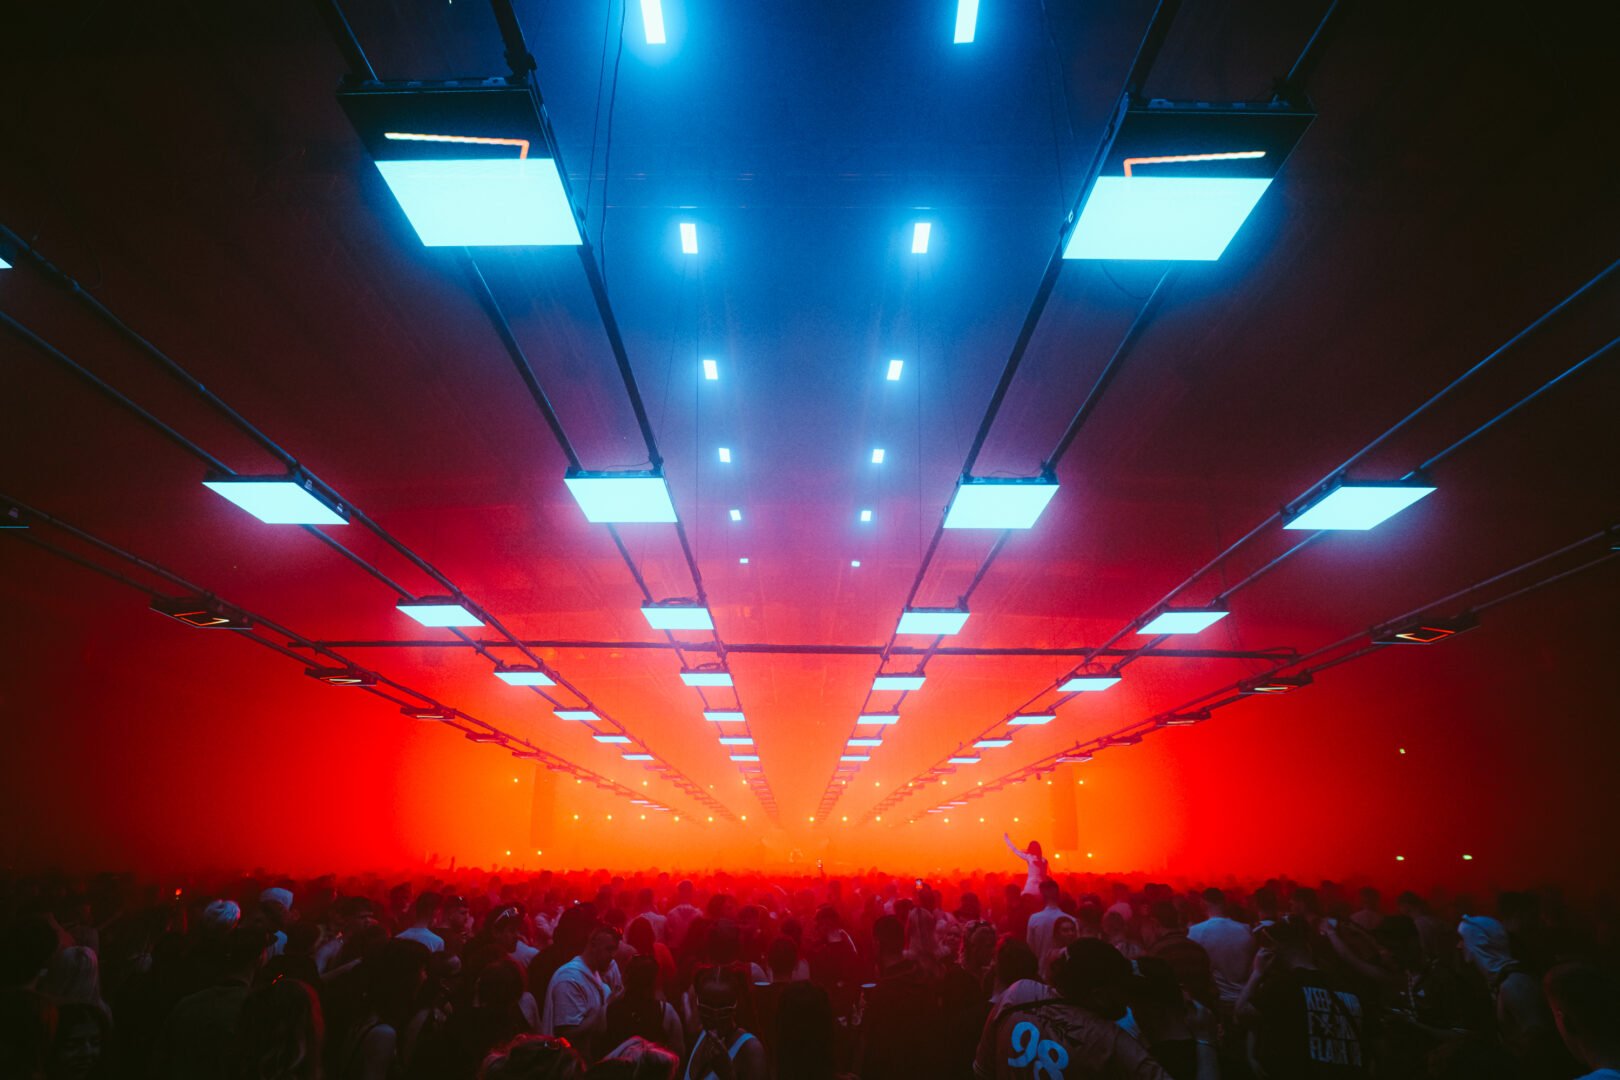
639,2,979,50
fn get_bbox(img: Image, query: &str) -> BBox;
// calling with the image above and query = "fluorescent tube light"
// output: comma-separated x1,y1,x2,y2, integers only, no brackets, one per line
494,665,554,686
680,670,734,687
640,0,666,44
679,221,697,253
1060,675,1121,692
871,448,885,464
702,358,719,380
641,604,714,630
203,474,348,525
954,0,979,43
886,359,904,381
911,222,931,253
396,597,483,628
564,470,678,523
1138,607,1230,636
896,608,969,636
1285,482,1437,531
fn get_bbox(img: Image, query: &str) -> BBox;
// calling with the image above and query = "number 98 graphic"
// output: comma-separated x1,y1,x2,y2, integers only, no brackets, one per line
1007,1021,1070,1079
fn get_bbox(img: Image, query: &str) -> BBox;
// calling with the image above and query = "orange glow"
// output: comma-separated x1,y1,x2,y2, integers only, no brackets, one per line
1121,150,1265,178
383,131,531,160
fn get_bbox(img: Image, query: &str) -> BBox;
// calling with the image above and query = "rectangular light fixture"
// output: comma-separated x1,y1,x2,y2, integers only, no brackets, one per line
857,714,901,725
974,739,1013,748
841,754,871,762
494,665,554,686
680,669,733,687
871,448,886,464
1101,735,1143,746
943,477,1059,529
1009,713,1056,725
718,736,754,746
739,557,750,565
703,711,746,723
1162,710,1211,726
1062,102,1313,261
304,666,375,686
1060,675,1122,692
859,509,873,523
564,469,678,524
948,756,981,765
1285,481,1437,531
717,447,732,464
203,474,348,525
0,255,10,269
374,158,580,247
850,560,861,568
0,503,25,528
954,0,979,43
640,0,666,44
1240,672,1313,694
1372,612,1479,645
729,754,761,762
465,732,506,743
401,705,454,721
679,221,697,253
593,734,631,743
396,597,483,628
1057,754,1094,763
623,753,655,761
896,608,970,636
1138,607,1230,636
642,604,714,630
873,675,925,691
150,596,252,630
337,83,586,248
911,222,931,253
848,738,883,747
702,358,719,380
728,508,742,522
886,359,904,381
554,710,600,721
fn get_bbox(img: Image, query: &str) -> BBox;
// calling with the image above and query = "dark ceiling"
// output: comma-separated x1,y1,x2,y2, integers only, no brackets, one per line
2,0,1617,881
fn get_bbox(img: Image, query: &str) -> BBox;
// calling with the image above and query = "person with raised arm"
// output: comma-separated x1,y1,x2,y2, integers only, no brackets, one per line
1004,834,1050,897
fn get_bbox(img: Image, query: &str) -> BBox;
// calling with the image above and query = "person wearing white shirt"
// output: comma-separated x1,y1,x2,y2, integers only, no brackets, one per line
396,891,445,953
1187,887,1254,1010
1024,880,1066,962
1003,833,1049,896
542,925,622,1057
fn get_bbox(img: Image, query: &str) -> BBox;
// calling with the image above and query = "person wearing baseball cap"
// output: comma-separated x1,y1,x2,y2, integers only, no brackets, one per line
974,938,1171,1079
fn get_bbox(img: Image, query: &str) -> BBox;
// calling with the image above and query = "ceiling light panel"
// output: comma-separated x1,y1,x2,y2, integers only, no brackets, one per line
494,665,553,686
680,670,733,687
396,598,483,628
641,604,714,630
1285,482,1437,530
1060,675,1122,692
943,477,1059,529
896,608,970,636
203,475,348,525
1138,607,1230,635
873,675,925,691
564,471,677,523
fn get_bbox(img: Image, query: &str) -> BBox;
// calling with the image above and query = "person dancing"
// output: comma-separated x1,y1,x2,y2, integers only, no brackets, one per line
1003,833,1049,896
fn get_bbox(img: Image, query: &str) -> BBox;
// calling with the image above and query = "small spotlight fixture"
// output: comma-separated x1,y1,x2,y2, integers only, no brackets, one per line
564,469,678,523
150,596,252,630
871,448,886,464
1241,672,1313,694
1372,613,1479,645
494,665,554,686
702,358,719,381
203,472,348,525
739,556,750,564
1060,675,1122,693
911,222,932,254
1285,480,1437,531
642,603,714,630
679,221,697,254
305,666,376,686
729,508,742,522
859,509,873,523
850,559,861,568
396,597,483,628
1138,607,1230,636
717,447,732,463
0,503,27,529
896,608,969,636
943,476,1059,530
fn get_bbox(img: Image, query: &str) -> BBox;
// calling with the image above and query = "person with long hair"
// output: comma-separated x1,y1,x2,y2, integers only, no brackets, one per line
237,978,323,1080
604,955,684,1060
1003,834,1049,897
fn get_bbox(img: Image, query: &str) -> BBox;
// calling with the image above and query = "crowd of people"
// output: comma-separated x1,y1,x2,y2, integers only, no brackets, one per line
4,840,1619,1079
